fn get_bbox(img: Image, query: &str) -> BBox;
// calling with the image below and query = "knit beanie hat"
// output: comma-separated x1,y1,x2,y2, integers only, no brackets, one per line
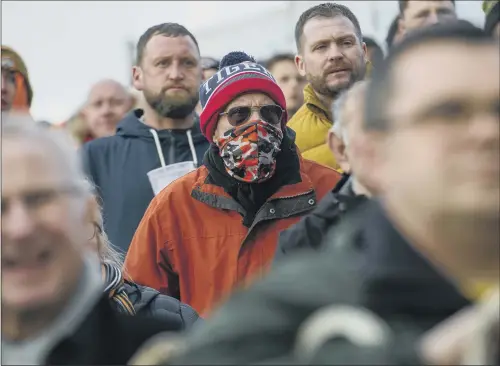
483,0,500,36
199,51,287,142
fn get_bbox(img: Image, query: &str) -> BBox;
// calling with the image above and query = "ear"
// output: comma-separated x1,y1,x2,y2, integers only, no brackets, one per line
361,42,368,59
132,65,144,91
295,54,306,78
328,130,350,173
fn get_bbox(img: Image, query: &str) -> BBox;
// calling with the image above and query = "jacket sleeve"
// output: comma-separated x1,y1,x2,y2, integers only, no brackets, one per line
123,197,181,300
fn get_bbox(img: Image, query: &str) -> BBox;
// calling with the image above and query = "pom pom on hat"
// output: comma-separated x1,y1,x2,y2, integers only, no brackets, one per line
219,51,256,68
198,51,287,142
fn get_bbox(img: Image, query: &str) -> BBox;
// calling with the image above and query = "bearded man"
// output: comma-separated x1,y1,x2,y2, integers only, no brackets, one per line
288,3,368,170
81,23,210,253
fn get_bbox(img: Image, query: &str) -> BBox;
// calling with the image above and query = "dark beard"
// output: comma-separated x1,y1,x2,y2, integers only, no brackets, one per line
308,60,367,98
143,89,199,119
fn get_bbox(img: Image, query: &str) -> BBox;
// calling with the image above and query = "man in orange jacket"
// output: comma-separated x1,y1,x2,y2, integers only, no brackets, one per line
124,51,341,317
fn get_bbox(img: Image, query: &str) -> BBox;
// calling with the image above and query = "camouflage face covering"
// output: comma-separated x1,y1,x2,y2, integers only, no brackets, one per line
216,120,283,183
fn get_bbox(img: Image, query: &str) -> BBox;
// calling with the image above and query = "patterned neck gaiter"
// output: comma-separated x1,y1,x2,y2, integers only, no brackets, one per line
216,120,284,183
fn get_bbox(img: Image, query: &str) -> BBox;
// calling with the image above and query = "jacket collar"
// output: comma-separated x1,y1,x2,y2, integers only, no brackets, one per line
193,153,315,202
303,84,330,120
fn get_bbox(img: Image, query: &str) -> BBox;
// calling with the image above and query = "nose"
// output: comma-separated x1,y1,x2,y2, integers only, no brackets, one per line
327,44,344,61
3,201,36,240
99,101,114,117
468,110,500,148
168,62,184,81
427,11,440,25
249,109,261,121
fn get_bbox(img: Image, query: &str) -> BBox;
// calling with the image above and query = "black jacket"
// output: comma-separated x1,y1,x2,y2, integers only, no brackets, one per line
274,174,368,263
46,295,174,365
124,282,202,329
171,200,471,365
81,110,210,253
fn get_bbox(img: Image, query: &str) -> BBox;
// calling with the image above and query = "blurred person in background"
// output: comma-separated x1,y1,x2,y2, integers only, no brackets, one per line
200,56,219,81
1,55,17,113
265,53,306,120
398,0,457,36
274,80,374,262
85,185,202,328
288,3,367,170
386,15,405,49
483,0,500,38
82,23,210,254
124,51,341,317
66,108,94,146
195,57,220,114
1,120,172,365
169,22,499,365
81,79,134,139
1,46,33,113
363,36,384,69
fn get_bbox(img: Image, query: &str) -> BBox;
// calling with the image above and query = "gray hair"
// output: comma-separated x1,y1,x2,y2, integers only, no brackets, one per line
2,114,88,196
330,80,370,144
331,90,350,144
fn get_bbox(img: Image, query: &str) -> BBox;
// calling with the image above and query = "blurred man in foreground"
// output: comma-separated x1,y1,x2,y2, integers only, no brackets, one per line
1,120,171,364
170,22,499,365
265,53,306,120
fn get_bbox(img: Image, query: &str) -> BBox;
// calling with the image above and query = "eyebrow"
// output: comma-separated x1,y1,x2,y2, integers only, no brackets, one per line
310,34,357,46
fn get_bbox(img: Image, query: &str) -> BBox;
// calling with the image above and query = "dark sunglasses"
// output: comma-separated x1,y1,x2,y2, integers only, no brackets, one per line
220,105,284,126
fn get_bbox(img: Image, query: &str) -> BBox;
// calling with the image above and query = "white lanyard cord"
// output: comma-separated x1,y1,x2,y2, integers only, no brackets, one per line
186,129,198,166
149,129,166,168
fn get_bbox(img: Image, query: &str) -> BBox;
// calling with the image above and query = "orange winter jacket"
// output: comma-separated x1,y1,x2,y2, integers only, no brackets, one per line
124,156,341,316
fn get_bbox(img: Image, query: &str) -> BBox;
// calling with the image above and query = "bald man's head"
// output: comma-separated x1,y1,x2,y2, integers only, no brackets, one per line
82,79,133,139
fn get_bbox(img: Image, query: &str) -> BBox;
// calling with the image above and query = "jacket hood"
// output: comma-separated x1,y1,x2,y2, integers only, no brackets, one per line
116,109,206,145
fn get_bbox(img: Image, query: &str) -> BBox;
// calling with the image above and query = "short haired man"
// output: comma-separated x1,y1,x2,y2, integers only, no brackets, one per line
398,0,457,36
288,3,368,170
82,23,210,253
265,53,306,119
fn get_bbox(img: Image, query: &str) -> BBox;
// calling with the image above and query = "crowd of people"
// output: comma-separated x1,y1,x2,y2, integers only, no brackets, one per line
2,0,499,365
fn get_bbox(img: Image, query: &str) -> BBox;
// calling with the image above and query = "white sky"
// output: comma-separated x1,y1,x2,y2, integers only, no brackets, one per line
2,1,485,123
